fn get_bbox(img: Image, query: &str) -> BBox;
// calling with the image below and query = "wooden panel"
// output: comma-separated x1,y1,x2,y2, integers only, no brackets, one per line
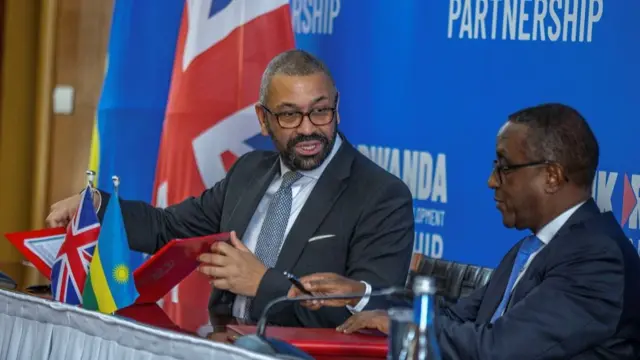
0,0,4,122
47,0,112,206
0,262,23,286
0,0,39,276
0,0,113,288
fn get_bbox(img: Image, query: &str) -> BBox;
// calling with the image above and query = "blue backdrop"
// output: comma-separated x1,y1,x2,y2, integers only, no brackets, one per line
291,0,640,267
96,1,639,270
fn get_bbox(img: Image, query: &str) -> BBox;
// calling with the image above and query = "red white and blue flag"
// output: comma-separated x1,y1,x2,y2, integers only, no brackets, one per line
152,0,294,332
50,186,101,305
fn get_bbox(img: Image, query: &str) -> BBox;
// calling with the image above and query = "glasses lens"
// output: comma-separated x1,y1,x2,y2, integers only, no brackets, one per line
309,109,334,125
276,109,335,128
278,113,302,128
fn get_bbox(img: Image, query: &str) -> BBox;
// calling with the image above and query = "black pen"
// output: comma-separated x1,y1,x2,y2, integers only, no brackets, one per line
284,271,312,295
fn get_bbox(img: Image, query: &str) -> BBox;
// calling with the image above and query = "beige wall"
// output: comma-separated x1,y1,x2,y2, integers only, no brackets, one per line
0,0,112,288
48,0,113,206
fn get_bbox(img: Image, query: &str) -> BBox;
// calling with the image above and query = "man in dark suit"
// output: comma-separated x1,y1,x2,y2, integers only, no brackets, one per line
45,50,415,329
291,103,640,359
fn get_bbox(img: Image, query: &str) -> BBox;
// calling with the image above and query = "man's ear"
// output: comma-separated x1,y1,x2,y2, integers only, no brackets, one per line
255,104,269,136
545,163,565,194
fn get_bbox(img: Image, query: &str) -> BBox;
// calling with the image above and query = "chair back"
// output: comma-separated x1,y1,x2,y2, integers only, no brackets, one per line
407,255,494,302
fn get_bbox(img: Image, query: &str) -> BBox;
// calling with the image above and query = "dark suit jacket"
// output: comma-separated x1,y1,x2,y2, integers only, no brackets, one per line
97,136,415,329
436,199,640,360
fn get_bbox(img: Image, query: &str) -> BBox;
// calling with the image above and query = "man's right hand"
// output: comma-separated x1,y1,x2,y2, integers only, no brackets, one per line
45,194,82,228
287,272,366,310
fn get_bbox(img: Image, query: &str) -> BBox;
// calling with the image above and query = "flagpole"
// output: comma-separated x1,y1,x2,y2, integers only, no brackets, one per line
109,175,120,316
86,169,102,212
86,170,96,188
112,175,120,195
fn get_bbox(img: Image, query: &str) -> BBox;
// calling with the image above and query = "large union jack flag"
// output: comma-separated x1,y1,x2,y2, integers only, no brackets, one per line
151,0,294,332
51,186,101,305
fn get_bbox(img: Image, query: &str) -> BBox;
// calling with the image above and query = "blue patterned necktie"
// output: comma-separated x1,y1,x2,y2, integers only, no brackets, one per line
243,171,302,319
490,235,544,323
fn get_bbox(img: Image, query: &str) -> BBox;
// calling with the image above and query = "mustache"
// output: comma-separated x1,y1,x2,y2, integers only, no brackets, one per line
287,134,329,149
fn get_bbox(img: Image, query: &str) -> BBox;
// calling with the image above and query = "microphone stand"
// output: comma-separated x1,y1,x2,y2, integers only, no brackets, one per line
256,286,409,337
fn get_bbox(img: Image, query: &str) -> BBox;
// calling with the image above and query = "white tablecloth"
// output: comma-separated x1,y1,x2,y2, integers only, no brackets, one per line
0,289,276,360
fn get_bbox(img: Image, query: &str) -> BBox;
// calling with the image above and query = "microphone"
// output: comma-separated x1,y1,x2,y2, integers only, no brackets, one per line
257,286,407,337
234,286,409,359
0,271,16,290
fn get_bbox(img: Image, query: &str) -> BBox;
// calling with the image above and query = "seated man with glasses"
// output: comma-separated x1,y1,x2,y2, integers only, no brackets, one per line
45,50,415,330
289,103,640,359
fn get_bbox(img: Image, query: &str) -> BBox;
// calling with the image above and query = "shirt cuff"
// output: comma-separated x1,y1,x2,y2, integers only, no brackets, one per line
346,281,371,313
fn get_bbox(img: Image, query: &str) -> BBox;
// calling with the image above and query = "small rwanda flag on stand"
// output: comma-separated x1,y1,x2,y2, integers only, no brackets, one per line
83,175,139,313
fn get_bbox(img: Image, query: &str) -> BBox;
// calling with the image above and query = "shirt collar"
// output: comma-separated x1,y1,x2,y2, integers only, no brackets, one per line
279,134,343,180
535,200,586,244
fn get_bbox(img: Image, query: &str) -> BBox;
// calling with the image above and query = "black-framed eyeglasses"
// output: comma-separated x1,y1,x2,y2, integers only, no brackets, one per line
492,159,551,185
260,94,339,129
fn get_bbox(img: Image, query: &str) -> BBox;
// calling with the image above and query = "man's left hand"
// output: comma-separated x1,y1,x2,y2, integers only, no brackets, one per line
337,310,390,334
197,231,267,297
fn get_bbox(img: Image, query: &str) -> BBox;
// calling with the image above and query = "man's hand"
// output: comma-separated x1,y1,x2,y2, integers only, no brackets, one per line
336,310,390,334
197,231,267,297
46,194,82,228
46,190,102,228
287,272,365,310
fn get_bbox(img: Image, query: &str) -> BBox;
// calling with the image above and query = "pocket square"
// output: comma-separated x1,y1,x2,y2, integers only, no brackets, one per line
308,234,336,242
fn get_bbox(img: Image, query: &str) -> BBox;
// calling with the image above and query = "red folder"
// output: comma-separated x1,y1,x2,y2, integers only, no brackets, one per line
227,325,388,358
133,233,230,304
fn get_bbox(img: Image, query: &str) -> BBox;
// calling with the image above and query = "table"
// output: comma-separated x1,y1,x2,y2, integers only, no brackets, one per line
217,325,386,360
0,262,383,360
209,329,381,360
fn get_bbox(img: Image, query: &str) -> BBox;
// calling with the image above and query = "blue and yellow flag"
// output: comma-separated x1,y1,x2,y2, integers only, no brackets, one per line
91,0,182,197
89,0,183,268
83,185,139,314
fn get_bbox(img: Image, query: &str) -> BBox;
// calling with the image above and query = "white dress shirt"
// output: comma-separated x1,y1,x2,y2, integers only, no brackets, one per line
232,135,372,319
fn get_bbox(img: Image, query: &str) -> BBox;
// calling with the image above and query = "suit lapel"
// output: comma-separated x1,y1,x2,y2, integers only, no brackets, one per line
506,245,549,309
512,198,600,288
505,199,601,309
227,155,279,240
552,198,600,240
275,142,355,271
478,243,520,322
